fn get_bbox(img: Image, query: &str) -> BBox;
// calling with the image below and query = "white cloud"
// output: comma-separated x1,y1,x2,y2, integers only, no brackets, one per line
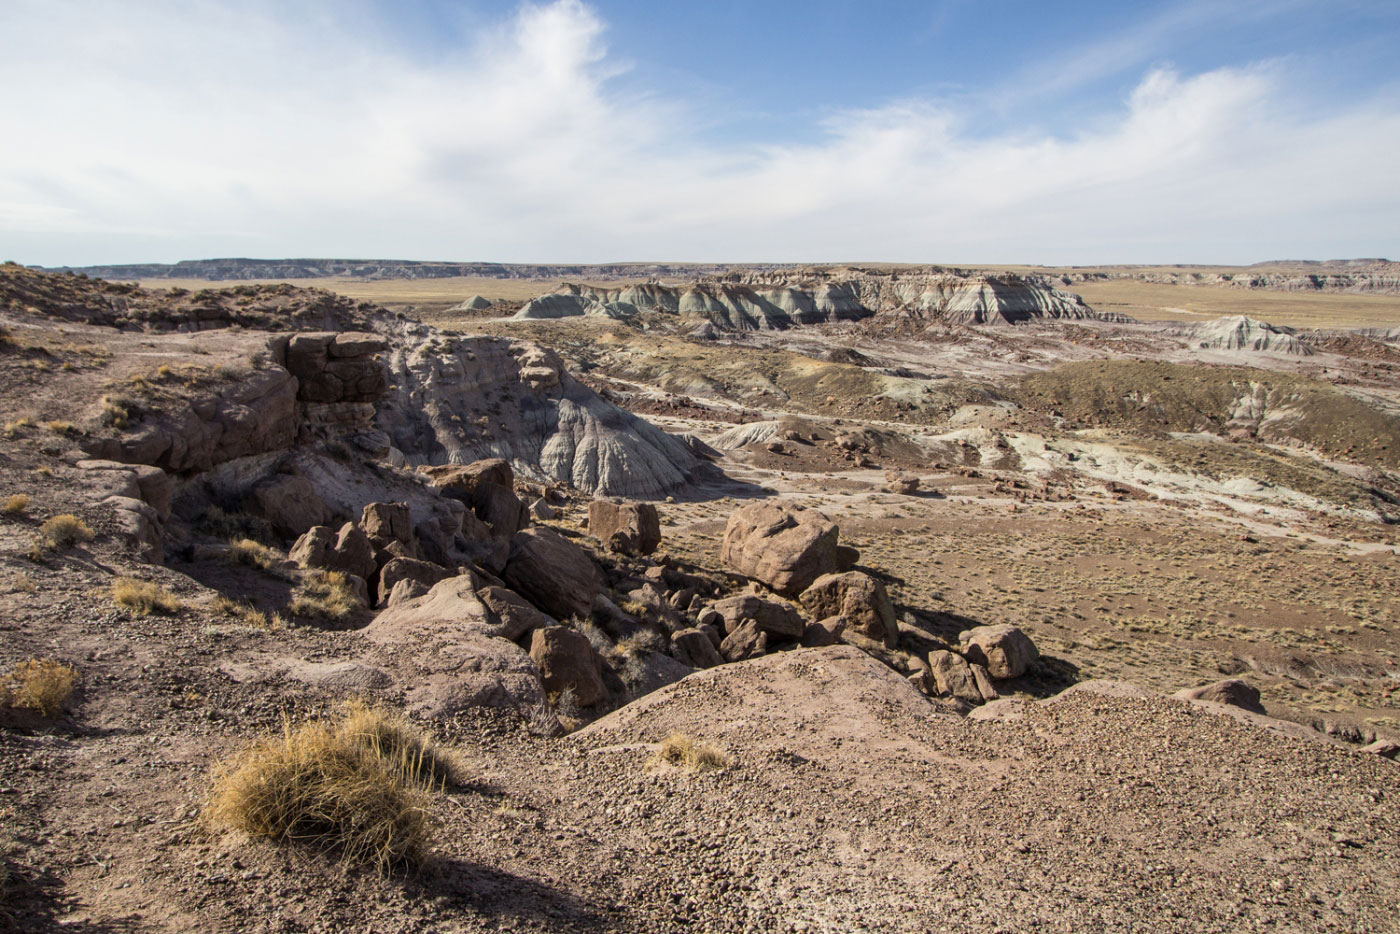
1,0,1397,265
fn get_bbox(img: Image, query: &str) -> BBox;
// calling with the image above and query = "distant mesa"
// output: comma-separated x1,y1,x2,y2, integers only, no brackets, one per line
513,273,1126,330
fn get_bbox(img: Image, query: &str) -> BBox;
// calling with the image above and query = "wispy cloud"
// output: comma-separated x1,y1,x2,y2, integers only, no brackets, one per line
1,0,1397,264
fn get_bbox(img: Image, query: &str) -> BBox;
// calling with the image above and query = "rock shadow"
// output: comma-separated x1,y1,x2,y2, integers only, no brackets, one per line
0,866,143,934
406,859,620,932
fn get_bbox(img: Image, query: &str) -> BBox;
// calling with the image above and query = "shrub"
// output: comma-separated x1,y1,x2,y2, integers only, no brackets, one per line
36,514,93,551
204,705,452,870
1,658,77,717
1,494,29,516
111,577,182,615
229,537,282,571
41,421,76,435
211,595,283,630
99,395,140,430
289,570,360,623
197,506,276,546
651,732,731,772
1,418,31,439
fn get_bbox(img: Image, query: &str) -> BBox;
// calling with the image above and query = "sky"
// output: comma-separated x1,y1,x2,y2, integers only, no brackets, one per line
2,0,1398,266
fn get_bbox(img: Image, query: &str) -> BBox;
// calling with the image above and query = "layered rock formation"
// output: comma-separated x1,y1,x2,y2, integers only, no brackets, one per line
1180,315,1313,355
514,272,1121,330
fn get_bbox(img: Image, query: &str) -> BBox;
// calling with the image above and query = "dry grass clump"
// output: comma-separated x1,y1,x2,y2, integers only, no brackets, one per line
41,421,76,436
229,537,282,570
1,494,29,516
36,513,93,551
289,570,361,622
111,577,182,615
1,658,77,717
2,417,33,439
205,705,455,870
651,732,731,772
211,595,284,630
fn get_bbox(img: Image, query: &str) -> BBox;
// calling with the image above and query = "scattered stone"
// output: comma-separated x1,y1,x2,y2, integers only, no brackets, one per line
801,616,846,648
927,650,985,705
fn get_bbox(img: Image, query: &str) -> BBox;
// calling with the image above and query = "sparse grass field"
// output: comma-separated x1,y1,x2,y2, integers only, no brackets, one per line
1070,280,1400,329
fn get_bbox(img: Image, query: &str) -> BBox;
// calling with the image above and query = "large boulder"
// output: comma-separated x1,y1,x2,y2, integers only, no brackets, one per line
1173,679,1265,714
245,474,329,539
799,571,897,648
377,557,453,606
720,502,854,597
958,625,1039,680
478,585,556,642
588,500,661,556
360,501,415,552
502,527,604,621
529,626,607,707
927,650,985,705
290,522,377,581
711,592,805,640
361,573,544,715
672,628,724,669
423,459,529,541
719,619,768,662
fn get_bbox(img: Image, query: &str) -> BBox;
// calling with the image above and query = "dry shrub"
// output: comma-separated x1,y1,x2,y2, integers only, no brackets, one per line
37,514,93,550
211,595,283,630
1,658,77,717
112,577,182,615
1,494,29,516
652,732,731,772
289,570,360,622
229,537,282,570
41,421,75,436
205,705,453,870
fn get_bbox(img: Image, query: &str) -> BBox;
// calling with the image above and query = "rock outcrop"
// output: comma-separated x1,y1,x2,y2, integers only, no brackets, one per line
502,527,604,621
588,500,661,555
529,626,607,707
375,325,706,498
958,625,1039,680
799,571,898,649
721,502,856,597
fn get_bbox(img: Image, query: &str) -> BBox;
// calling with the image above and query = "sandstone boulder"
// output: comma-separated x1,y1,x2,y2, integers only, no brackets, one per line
927,650,985,705
478,585,556,642
1173,679,1265,714
721,502,853,597
958,624,1039,680
719,619,768,662
377,557,452,606
882,473,920,495
1360,739,1399,760
530,626,607,707
799,571,897,648
672,628,724,669
423,459,529,540
289,522,377,581
711,593,805,640
588,500,661,555
503,527,604,621
361,573,544,715
385,578,429,607
245,474,330,539
801,616,846,648
360,501,414,549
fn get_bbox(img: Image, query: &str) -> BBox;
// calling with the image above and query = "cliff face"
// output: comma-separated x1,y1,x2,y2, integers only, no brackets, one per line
514,273,1120,328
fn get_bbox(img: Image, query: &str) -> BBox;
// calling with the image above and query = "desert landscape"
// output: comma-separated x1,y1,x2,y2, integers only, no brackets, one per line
0,257,1397,933
5,0,1400,931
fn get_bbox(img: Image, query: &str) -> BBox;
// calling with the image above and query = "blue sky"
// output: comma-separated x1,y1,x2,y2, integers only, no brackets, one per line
2,0,1398,265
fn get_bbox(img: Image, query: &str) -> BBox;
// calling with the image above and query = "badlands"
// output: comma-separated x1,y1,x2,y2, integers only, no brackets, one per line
0,259,1397,933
